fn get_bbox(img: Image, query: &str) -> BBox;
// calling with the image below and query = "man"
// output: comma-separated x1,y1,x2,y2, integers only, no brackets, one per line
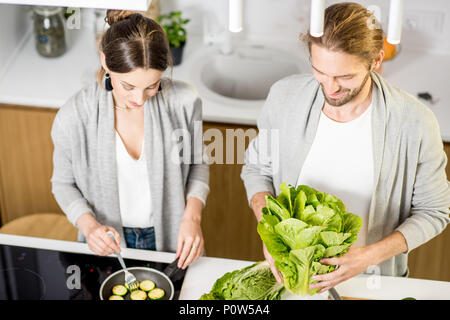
241,2,450,294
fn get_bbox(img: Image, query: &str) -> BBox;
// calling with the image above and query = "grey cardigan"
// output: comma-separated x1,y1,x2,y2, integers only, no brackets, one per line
241,71,450,277
51,78,210,252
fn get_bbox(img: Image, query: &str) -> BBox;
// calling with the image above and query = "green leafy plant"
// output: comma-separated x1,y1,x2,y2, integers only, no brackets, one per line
200,261,285,300
157,11,190,48
258,183,363,296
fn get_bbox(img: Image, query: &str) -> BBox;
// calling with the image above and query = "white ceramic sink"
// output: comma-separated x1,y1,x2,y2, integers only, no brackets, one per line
189,44,308,108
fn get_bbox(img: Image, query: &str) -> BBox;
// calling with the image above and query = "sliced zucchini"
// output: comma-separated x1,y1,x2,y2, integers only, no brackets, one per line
148,288,165,300
130,290,147,300
139,280,156,292
112,285,128,296
109,295,125,300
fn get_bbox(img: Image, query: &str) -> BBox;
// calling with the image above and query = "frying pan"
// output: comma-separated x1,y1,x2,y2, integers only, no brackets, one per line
99,259,183,300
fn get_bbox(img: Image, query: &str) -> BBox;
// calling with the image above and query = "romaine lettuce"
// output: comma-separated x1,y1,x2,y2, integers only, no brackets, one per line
258,182,362,296
199,261,285,300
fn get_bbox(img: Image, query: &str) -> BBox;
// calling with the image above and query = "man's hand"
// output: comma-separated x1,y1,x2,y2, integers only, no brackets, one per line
263,243,283,284
250,192,284,283
309,245,372,293
250,191,272,222
309,231,408,293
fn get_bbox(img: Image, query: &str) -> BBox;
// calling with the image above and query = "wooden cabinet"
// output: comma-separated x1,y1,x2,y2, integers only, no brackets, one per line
0,104,449,280
0,104,63,226
201,122,264,262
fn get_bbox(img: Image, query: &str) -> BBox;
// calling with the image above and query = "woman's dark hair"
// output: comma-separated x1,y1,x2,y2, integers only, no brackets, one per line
96,10,172,87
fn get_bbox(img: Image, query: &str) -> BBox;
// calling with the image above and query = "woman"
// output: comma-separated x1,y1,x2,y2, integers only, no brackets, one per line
51,10,209,269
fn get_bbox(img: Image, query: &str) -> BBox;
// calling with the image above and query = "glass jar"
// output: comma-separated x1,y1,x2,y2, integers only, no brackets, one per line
33,6,67,58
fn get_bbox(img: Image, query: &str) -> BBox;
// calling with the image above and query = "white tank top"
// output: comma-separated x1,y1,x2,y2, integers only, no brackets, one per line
115,131,153,228
296,105,373,247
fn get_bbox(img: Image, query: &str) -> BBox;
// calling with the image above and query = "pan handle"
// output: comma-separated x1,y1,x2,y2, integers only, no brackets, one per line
163,258,185,282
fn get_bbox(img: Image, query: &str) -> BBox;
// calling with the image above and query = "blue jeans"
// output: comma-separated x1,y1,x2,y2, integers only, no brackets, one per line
123,227,156,250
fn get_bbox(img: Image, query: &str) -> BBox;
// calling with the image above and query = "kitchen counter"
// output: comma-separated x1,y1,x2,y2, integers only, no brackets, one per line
1,234,449,300
179,254,450,300
0,20,449,140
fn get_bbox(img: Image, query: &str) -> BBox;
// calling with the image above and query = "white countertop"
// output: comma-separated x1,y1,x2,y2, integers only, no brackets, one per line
179,254,450,300
0,24,449,140
1,234,449,300
0,26,100,108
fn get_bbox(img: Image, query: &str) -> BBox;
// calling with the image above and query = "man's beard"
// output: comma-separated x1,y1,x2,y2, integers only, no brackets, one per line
322,71,371,107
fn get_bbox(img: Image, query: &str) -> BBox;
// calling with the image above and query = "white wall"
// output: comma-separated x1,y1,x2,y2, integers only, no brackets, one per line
161,0,450,54
0,4,32,80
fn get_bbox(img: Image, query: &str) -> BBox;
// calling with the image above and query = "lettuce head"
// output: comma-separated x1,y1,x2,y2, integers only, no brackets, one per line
199,261,285,300
257,183,362,296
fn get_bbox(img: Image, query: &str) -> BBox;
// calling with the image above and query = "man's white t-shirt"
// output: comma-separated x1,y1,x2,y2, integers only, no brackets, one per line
115,131,153,228
296,105,374,247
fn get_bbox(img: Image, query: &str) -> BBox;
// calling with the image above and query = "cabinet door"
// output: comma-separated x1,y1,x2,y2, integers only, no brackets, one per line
407,142,450,281
201,122,264,261
0,105,62,225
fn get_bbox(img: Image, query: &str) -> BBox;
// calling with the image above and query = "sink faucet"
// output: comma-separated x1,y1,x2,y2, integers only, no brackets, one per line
203,0,243,55
220,31,234,55
203,16,233,55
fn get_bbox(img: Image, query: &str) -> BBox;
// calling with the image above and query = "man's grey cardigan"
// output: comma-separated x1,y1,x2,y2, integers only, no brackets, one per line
241,71,450,277
51,79,210,252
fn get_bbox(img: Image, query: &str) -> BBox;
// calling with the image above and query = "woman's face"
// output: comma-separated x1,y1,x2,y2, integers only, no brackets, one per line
101,52,163,109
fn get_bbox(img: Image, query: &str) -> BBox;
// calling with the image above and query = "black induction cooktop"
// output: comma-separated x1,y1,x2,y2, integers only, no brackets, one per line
0,243,185,300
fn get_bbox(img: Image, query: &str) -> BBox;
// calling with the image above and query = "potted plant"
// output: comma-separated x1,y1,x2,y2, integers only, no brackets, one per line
157,11,190,66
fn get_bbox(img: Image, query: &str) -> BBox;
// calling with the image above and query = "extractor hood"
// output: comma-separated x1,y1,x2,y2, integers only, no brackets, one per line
0,0,152,10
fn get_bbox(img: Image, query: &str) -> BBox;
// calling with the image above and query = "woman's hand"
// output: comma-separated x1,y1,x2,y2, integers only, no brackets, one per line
76,213,121,256
176,197,204,269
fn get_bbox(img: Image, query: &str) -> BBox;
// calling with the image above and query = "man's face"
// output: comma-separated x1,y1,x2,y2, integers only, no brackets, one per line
310,44,371,107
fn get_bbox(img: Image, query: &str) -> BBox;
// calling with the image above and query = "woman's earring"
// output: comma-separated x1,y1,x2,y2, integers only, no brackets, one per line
105,73,113,91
